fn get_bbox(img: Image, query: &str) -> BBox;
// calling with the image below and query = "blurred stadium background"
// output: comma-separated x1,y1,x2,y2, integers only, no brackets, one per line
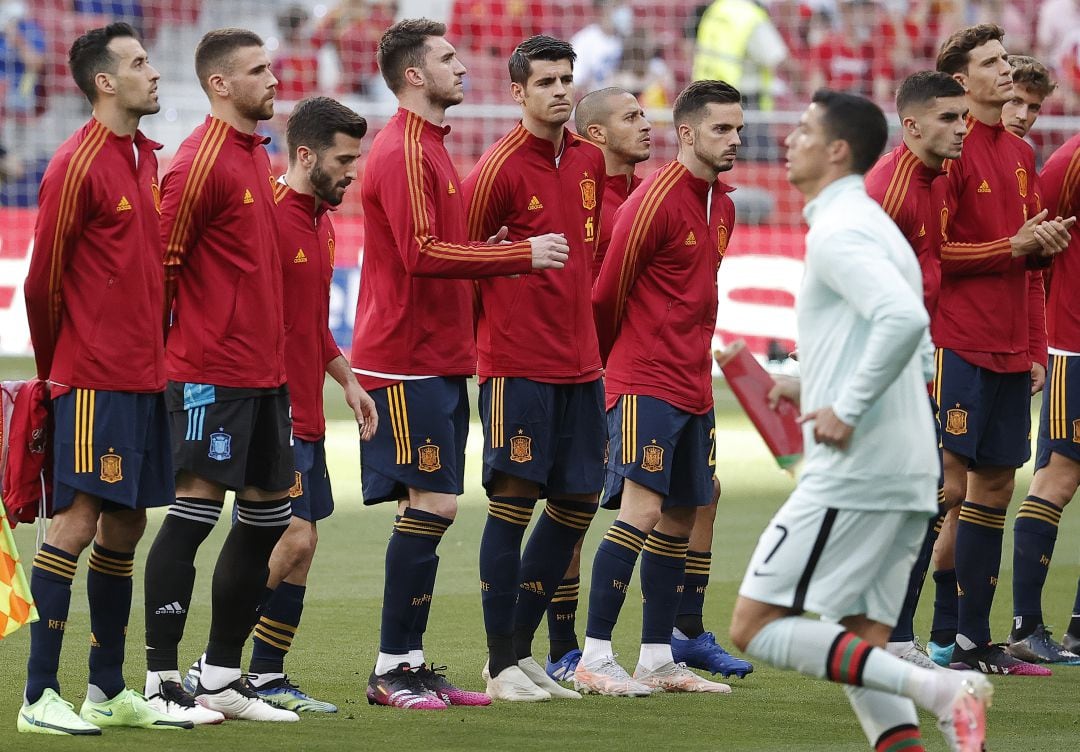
0,0,1077,366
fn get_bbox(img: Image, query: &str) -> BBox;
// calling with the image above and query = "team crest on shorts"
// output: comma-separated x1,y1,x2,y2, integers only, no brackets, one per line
509,431,533,463
208,431,232,461
945,407,968,436
418,440,442,472
1072,419,1080,444
641,441,664,473
289,471,303,498
99,450,123,483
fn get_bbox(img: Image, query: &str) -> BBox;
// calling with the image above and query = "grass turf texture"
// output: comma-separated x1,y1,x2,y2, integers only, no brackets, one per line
1,357,1078,750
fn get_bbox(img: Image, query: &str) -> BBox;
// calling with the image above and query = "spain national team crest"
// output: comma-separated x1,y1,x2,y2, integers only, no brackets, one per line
208,431,232,461
641,442,664,473
509,432,533,463
1072,418,1080,444
418,441,442,472
717,224,729,259
1016,167,1028,198
939,207,949,240
289,471,303,498
580,177,597,210
945,407,968,436
99,450,123,484
151,180,162,215
328,236,335,267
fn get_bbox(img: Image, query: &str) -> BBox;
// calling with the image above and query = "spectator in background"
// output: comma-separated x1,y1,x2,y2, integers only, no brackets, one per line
0,1,46,120
449,0,548,58
1038,0,1080,71
608,27,674,109
692,0,788,111
313,0,396,97
570,0,631,93
274,5,318,102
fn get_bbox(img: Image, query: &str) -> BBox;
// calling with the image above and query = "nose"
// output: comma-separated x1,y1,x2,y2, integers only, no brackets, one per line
641,116,652,133
784,130,794,147
148,64,160,81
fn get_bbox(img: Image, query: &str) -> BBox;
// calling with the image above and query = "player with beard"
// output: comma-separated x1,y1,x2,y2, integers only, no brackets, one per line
352,19,569,711
863,71,968,669
928,24,1073,676
577,80,742,697
19,22,193,735
462,35,606,702
141,28,298,722
236,96,379,711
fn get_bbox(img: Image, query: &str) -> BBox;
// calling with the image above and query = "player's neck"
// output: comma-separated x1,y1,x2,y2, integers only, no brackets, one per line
398,91,448,126
678,150,718,184
282,166,319,210
210,102,258,135
521,117,564,152
967,98,1003,128
92,105,139,139
904,136,944,172
603,152,636,182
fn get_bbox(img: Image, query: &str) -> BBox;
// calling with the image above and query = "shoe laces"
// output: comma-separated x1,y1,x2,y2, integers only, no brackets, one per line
229,678,261,699
594,655,634,681
157,680,198,708
387,663,434,696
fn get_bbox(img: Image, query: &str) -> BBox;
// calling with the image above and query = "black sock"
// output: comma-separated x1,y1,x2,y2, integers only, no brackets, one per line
144,498,221,672
205,498,290,668
25,544,78,704
380,508,451,658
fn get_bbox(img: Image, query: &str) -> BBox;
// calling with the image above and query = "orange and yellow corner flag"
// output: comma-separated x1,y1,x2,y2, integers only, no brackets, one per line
0,502,37,639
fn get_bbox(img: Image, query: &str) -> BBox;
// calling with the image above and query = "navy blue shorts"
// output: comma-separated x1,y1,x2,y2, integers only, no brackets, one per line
478,377,605,497
1035,353,1080,471
601,394,716,510
933,348,1031,468
288,438,334,522
166,382,295,493
360,378,469,505
52,389,174,511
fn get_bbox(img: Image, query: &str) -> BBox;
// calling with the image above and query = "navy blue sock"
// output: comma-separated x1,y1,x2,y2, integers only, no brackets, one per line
513,498,596,659
585,521,646,641
955,502,1006,647
930,567,958,647
25,543,78,704
640,530,689,645
1011,496,1062,639
249,581,306,674
889,514,941,643
408,554,438,653
478,496,533,673
87,543,134,699
547,575,580,660
380,508,451,655
675,550,711,638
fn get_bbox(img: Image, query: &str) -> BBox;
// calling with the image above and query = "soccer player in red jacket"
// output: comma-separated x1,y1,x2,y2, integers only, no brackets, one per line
1007,129,1080,662
929,24,1074,676
19,23,191,734
864,71,967,670
242,97,378,712
141,29,298,722
351,19,569,711
462,35,605,702
576,80,742,697
538,86,650,684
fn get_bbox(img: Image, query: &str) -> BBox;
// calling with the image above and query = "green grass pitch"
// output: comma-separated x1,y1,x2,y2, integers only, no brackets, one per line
0,360,1077,750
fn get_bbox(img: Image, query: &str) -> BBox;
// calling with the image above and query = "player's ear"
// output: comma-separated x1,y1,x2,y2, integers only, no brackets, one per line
676,121,694,147
403,65,425,89
901,115,920,139
585,123,606,144
510,81,525,105
207,72,229,99
94,71,116,98
951,71,969,93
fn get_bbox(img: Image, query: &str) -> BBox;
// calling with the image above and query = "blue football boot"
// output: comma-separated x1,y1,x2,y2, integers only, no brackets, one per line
671,631,753,678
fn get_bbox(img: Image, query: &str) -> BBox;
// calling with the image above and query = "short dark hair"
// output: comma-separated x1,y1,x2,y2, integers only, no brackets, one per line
936,24,1004,76
286,96,368,163
378,18,446,94
195,28,264,94
508,35,576,86
1009,55,1057,99
68,22,138,104
895,71,965,115
574,86,632,133
811,89,888,174
672,79,741,126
